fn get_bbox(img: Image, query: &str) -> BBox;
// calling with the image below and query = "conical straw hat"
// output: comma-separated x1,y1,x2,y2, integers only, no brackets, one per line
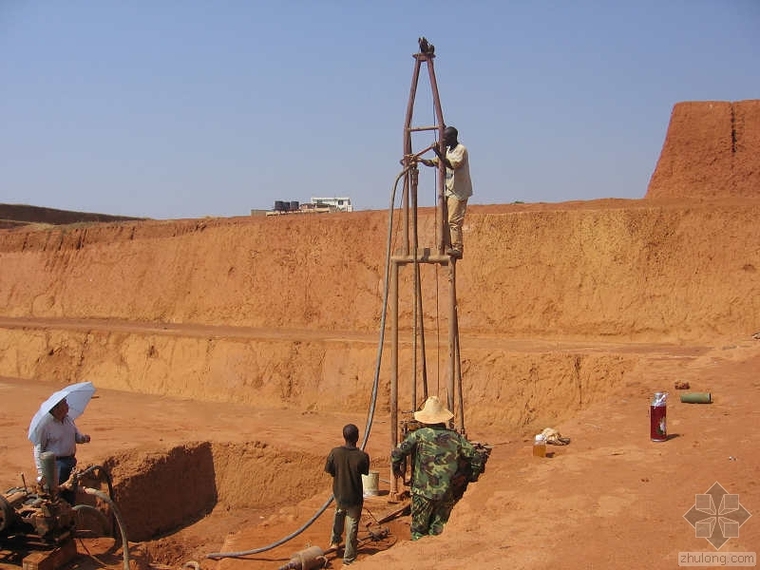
414,396,454,425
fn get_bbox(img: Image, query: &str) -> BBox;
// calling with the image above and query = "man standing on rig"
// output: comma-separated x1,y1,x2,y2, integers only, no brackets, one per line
421,125,473,259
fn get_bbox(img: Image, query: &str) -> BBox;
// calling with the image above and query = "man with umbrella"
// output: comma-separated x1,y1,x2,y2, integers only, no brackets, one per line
29,381,94,503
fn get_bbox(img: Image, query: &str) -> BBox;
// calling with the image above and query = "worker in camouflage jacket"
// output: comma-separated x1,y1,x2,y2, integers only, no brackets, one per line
391,396,485,540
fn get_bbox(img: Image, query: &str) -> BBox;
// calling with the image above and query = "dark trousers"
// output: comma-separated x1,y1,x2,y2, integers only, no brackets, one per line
56,455,77,504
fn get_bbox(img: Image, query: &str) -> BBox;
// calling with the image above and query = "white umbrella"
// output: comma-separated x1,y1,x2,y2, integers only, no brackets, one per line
28,381,96,445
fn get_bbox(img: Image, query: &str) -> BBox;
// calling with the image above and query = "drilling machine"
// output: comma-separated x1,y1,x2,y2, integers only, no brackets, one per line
389,37,491,500
0,451,119,569
0,452,77,546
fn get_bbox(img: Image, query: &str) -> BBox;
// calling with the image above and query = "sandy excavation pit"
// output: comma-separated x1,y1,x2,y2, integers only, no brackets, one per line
0,340,660,569
2,99,760,569
0,379,398,569
102,440,328,543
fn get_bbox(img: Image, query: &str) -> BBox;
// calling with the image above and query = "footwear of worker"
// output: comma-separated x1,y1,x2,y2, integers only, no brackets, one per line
446,247,463,259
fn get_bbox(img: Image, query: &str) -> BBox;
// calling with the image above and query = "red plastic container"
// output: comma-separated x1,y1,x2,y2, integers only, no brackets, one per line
650,392,668,442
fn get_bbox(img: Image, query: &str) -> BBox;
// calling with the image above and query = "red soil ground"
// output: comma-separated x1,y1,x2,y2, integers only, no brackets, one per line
1,100,759,570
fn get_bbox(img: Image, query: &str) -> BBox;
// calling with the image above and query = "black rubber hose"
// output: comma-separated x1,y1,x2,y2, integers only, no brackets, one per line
362,165,409,449
77,464,115,499
76,464,117,539
72,503,112,537
82,487,130,570
205,167,410,560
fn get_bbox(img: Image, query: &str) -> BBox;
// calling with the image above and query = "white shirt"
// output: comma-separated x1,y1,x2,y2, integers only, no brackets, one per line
33,414,85,474
435,143,473,200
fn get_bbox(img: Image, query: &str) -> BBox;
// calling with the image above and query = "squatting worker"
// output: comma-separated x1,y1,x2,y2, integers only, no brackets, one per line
33,397,91,501
421,125,473,259
325,423,370,566
391,396,484,540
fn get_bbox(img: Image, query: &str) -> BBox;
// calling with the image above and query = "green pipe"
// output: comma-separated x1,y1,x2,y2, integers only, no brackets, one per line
680,392,712,404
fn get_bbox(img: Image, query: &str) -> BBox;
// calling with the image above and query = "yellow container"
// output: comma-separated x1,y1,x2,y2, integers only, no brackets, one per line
532,435,547,457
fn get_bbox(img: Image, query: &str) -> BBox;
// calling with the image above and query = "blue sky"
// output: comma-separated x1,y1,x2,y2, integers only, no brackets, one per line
1,1,758,219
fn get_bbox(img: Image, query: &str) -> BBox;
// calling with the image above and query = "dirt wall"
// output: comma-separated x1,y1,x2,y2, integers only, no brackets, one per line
1,199,758,433
0,325,638,432
101,441,326,542
1,203,758,342
646,100,760,199
0,204,144,226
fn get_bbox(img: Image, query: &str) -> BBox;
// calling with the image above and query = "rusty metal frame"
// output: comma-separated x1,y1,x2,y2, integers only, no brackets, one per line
389,39,464,498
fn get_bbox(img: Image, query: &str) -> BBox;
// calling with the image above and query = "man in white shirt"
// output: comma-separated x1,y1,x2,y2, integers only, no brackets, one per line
33,397,91,502
422,126,473,259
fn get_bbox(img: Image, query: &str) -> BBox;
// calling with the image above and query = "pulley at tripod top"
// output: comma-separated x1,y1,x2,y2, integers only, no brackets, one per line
418,37,435,56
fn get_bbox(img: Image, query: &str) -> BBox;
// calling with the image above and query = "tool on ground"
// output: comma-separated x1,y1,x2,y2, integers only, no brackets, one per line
277,545,327,570
680,392,712,404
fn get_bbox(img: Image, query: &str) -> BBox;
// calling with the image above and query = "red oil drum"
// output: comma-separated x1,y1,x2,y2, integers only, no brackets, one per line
650,392,668,442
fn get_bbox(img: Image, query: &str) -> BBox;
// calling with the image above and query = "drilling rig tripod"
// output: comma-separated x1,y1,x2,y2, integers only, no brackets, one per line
388,37,468,499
